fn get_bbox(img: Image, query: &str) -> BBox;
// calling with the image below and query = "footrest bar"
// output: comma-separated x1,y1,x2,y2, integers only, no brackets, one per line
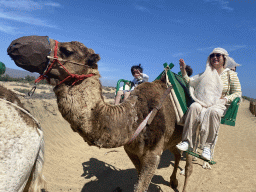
185,150,216,165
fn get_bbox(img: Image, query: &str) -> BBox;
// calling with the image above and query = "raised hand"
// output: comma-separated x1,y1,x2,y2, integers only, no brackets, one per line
179,59,186,69
179,59,187,76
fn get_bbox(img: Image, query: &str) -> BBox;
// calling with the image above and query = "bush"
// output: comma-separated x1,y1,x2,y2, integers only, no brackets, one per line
13,88,29,94
0,74,46,84
24,75,36,82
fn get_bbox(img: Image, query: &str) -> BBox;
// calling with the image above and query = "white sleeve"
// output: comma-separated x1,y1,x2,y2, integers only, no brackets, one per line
142,73,149,82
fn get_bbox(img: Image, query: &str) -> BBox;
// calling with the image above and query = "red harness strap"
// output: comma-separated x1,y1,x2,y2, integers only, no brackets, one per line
34,40,95,86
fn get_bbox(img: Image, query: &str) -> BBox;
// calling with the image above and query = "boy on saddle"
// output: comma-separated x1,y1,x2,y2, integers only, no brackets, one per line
114,64,149,105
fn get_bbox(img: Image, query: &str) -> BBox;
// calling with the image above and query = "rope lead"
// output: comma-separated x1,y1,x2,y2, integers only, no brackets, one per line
28,84,37,97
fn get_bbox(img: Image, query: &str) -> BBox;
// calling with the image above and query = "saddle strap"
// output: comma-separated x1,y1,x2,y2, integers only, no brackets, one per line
147,85,173,125
127,85,173,144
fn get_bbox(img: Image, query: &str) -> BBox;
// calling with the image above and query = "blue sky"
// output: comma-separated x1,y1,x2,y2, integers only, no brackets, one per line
0,0,255,97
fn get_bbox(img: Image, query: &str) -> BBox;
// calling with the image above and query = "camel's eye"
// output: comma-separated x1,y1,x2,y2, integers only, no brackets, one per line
59,47,74,57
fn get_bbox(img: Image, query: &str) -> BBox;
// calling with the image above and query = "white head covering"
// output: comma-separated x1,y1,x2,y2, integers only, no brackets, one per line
208,47,240,69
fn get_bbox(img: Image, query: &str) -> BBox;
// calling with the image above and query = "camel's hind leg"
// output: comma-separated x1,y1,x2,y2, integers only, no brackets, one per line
169,148,181,189
182,153,193,192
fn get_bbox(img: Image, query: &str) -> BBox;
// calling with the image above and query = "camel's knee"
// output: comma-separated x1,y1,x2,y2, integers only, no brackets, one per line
185,164,193,177
124,149,141,174
135,154,161,192
140,154,160,175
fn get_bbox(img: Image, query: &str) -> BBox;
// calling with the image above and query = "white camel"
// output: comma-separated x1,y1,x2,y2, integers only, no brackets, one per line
0,85,46,192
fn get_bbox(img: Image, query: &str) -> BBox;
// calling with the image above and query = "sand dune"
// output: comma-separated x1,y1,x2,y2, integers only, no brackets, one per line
3,82,256,192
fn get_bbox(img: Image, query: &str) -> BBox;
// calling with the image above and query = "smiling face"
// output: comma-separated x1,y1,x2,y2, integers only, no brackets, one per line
132,69,141,79
209,53,225,70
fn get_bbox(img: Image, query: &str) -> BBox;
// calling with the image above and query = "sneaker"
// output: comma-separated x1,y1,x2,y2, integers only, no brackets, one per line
176,141,189,151
201,147,211,161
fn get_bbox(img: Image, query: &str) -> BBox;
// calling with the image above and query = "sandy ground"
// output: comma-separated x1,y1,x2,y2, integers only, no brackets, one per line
2,82,256,192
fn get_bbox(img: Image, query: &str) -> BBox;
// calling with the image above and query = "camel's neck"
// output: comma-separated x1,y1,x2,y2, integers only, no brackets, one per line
53,76,138,148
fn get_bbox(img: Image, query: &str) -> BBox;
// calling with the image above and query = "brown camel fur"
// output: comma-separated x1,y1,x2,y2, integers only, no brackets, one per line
7,36,194,192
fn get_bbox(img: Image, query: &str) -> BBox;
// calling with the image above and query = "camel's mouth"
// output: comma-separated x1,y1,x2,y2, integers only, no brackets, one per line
7,35,51,74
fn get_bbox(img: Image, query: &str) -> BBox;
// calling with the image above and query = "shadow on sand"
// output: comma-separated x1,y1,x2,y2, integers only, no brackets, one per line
81,150,184,192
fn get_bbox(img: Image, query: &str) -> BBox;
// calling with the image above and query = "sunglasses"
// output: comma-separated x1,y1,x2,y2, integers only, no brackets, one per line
210,53,222,58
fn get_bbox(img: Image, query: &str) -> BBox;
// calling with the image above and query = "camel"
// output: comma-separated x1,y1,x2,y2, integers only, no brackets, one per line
0,85,46,192
7,36,194,192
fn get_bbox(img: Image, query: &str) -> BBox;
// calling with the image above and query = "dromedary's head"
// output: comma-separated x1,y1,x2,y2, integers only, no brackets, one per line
7,36,101,85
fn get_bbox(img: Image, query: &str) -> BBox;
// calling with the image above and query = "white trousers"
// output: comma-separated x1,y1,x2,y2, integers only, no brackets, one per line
182,102,226,149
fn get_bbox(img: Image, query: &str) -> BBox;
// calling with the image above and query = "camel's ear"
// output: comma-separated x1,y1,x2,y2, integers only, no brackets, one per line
87,54,100,67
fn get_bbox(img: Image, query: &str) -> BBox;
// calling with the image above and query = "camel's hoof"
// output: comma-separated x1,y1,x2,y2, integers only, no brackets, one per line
170,178,178,189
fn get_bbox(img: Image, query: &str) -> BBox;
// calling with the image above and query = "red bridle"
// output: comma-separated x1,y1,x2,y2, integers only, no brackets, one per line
34,40,95,86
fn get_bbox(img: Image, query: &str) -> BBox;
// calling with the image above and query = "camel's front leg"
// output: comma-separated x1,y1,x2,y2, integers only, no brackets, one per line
169,148,181,189
134,152,161,192
182,153,193,192
124,147,142,174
